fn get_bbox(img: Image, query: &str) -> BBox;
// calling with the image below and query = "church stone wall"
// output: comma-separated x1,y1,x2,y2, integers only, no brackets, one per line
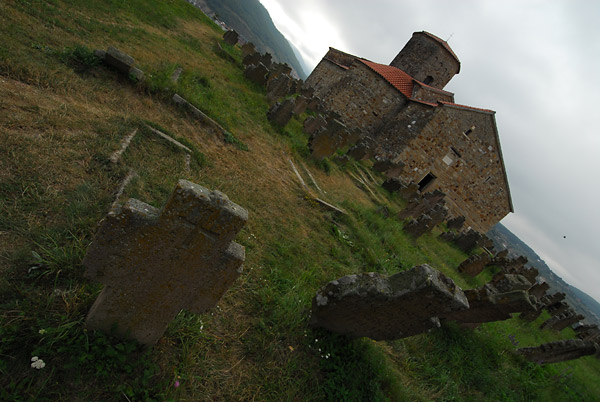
319,62,408,136
397,106,511,232
305,58,349,102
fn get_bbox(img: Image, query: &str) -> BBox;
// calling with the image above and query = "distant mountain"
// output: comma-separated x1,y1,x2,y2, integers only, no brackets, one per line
487,223,600,327
187,0,308,79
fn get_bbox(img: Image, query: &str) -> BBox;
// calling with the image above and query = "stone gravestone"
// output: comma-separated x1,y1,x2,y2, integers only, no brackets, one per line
241,42,256,58
457,253,492,277
446,216,465,231
309,119,351,160
223,30,239,46
292,95,310,116
426,204,449,232
244,63,270,86
267,99,295,126
452,229,483,253
83,180,248,345
242,51,261,68
528,282,550,299
259,53,273,69
303,115,327,135
486,273,532,293
516,339,600,364
266,73,292,103
310,265,469,340
348,137,377,161
441,287,536,327
403,214,432,238
576,325,600,342
382,178,406,193
96,46,144,81
373,158,405,178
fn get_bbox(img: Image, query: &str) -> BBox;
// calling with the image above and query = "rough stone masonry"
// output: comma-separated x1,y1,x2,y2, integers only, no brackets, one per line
310,265,469,340
83,180,248,345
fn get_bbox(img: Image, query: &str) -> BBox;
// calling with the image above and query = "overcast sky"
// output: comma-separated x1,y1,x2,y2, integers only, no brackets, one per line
259,0,600,302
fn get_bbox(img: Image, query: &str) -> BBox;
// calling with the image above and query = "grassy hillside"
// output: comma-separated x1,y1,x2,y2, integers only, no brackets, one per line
1,1,600,400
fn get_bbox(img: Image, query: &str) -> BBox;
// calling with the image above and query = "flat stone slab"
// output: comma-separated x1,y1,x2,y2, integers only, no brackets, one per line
83,180,248,345
310,265,469,340
517,339,600,364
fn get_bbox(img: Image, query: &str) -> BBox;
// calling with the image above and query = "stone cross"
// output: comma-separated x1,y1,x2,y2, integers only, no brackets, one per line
267,99,295,126
441,288,536,327
83,180,248,345
517,339,600,364
244,63,270,86
403,214,432,238
310,265,469,340
222,30,239,46
309,119,351,160
457,253,491,277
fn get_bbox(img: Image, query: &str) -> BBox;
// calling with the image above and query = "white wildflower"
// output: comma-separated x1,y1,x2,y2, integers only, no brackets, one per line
30,356,46,369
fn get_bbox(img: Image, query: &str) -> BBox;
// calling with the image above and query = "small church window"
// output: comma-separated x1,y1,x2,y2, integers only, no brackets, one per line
463,125,476,138
418,172,436,191
450,146,462,158
423,76,434,85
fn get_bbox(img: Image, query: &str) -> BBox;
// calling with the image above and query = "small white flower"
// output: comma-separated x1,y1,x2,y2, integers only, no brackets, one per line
38,329,47,335
30,356,46,369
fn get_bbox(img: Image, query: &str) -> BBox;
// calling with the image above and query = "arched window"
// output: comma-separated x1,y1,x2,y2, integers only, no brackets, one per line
423,76,434,85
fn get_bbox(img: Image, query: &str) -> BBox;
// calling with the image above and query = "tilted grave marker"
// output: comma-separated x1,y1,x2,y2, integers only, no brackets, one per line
517,339,600,364
310,265,469,340
83,180,248,345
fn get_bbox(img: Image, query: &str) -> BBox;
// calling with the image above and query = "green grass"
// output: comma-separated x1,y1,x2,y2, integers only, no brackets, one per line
1,0,600,400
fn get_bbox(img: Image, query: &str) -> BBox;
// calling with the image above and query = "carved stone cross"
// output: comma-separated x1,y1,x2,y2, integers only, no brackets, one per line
83,180,248,345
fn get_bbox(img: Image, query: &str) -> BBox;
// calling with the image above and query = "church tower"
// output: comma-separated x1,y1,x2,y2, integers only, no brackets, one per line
390,31,460,90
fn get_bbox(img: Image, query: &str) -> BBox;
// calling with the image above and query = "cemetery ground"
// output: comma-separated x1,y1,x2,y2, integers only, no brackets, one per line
1,1,599,400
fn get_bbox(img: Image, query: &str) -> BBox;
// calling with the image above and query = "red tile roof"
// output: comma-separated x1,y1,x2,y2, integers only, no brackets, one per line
358,59,414,98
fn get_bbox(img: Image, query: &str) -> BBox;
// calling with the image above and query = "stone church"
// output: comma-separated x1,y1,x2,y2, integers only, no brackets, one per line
305,31,513,233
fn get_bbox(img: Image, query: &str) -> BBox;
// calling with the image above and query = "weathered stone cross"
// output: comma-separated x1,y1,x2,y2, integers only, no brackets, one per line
83,179,248,345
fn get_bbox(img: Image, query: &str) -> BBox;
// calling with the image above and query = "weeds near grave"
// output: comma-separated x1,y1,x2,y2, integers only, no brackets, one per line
223,130,249,151
55,45,100,74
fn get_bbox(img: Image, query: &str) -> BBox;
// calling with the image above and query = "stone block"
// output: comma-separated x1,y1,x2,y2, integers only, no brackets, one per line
293,95,310,116
244,63,270,86
403,214,432,238
373,158,405,178
303,115,327,135
242,51,261,67
266,73,292,102
452,229,483,253
382,178,405,193
310,265,469,340
309,119,352,160
457,253,492,277
83,180,248,345
442,288,536,325
347,138,376,161
223,29,239,46
267,99,295,126
241,42,256,58
487,273,532,293
528,282,550,299
517,339,600,364
105,46,135,74
446,216,465,231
